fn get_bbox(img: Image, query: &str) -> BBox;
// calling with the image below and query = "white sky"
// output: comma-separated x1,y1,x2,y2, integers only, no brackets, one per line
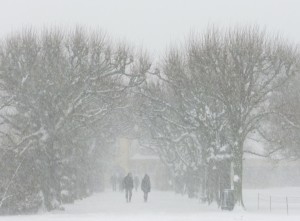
0,0,299,56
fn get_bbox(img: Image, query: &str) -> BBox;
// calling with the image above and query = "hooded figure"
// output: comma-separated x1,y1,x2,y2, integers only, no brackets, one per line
123,173,134,202
141,174,151,202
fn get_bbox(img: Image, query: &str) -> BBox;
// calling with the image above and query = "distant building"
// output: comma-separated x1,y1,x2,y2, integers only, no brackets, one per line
115,138,131,173
113,137,171,190
129,152,171,190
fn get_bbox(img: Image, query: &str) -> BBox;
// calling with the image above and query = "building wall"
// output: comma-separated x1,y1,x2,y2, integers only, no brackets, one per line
129,158,171,190
115,138,131,173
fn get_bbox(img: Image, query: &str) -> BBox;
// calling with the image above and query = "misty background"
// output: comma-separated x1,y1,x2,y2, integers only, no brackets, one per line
0,0,300,218
1,0,300,55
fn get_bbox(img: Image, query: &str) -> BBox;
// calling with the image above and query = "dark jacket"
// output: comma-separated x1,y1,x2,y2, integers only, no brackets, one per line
123,174,134,190
141,175,151,193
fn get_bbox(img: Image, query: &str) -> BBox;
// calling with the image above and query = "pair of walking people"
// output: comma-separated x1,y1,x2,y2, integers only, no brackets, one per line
123,173,151,202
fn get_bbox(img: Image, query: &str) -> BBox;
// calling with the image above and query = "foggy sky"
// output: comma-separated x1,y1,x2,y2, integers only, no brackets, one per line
0,0,299,56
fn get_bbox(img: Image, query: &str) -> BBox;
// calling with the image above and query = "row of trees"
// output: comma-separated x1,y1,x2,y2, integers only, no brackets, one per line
0,26,299,214
135,27,300,206
0,28,150,214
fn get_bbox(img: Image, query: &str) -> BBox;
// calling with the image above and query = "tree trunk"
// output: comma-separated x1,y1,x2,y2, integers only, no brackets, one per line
41,139,62,211
233,142,245,207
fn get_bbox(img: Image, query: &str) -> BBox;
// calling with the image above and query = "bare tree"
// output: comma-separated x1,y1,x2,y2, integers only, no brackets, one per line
136,26,299,207
0,27,150,213
263,71,300,160
185,26,299,205
136,49,230,204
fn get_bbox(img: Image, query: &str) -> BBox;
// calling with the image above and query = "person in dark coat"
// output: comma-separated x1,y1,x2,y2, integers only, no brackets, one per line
141,174,151,202
123,172,134,202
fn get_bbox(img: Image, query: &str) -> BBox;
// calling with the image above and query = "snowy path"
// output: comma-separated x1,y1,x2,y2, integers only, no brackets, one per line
1,189,300,221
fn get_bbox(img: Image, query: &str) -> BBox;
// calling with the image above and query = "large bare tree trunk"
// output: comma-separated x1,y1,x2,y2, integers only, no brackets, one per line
232,140,245,207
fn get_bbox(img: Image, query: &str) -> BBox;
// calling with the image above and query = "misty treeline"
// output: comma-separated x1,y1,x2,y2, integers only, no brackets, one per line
135,27,300,206
0,28,149,214
0,26,299,214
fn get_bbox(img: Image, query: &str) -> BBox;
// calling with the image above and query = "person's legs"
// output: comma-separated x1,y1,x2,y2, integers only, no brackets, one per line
125,189,129,202
129,189,132,202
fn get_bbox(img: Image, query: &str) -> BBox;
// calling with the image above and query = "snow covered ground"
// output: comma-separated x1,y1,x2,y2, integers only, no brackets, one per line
1,188,300,221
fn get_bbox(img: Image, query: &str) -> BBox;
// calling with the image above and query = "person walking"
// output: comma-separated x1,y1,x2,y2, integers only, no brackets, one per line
141,174,151,202
123,173,134,202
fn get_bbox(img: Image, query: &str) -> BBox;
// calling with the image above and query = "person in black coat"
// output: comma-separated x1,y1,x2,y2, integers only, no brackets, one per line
141,174,151,202
123,172,134,202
